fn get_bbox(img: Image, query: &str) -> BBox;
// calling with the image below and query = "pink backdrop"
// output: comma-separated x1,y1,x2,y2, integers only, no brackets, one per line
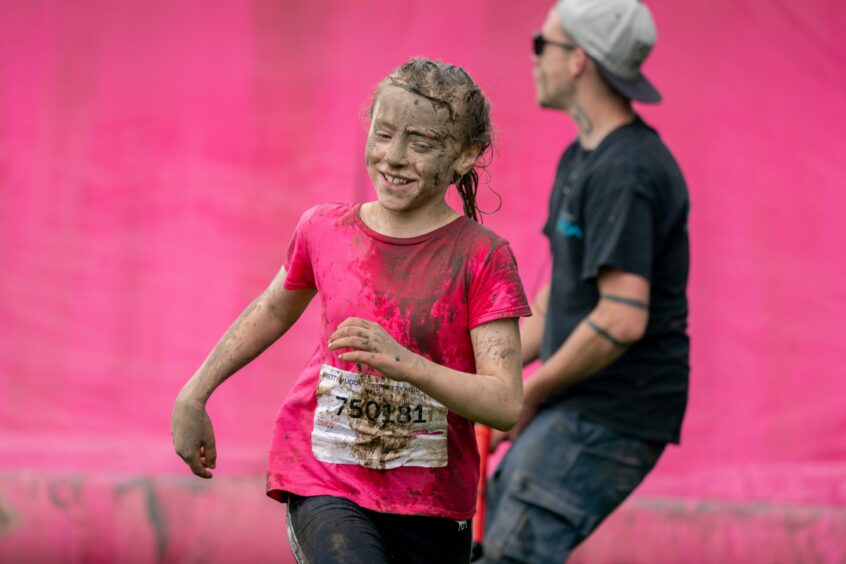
2,0,845,561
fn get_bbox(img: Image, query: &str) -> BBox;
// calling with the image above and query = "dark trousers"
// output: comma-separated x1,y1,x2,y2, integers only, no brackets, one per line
480,408,665,564
286,494,472,563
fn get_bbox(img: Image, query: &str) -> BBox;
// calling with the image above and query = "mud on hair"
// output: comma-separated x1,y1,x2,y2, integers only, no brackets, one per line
369,58,495,222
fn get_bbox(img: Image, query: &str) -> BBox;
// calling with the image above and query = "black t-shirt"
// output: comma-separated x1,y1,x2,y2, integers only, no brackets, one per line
541,115,689,443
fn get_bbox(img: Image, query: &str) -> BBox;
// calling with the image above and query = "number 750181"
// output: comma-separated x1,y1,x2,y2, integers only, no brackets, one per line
335,396,427,424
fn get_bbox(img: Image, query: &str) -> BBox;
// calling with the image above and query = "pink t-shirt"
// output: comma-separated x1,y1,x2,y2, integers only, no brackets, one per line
266,203,531,519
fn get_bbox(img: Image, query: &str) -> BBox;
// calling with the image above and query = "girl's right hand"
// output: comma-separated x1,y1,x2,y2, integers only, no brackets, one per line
171,394,217,479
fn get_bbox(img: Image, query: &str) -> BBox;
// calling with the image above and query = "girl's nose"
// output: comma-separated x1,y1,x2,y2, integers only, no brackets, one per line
385,139,407,166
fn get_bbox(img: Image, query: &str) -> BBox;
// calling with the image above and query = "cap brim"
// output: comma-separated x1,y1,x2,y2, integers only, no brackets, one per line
597,64,662,104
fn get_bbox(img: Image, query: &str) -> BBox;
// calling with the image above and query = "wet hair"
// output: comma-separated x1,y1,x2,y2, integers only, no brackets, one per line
368,58,494,222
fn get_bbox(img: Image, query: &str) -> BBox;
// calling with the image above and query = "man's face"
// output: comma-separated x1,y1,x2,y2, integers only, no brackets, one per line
533,9,578,109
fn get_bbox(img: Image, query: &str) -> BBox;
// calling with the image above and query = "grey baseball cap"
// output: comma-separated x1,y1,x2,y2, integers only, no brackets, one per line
555,0,661,103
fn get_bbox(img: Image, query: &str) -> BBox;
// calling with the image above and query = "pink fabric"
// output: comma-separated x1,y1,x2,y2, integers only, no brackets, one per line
1,0,846,558
2,0,843,481
267,203,530,518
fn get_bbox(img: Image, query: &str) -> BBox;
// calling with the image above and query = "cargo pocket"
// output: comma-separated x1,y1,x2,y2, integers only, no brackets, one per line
497,473,587,563
560,446,651,533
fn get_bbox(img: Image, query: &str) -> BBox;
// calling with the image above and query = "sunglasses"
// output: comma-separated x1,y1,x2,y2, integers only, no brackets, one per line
532,32,578,56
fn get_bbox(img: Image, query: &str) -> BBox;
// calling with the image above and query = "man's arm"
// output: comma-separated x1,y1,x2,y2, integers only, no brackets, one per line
520,283,550,366
510,267,650,438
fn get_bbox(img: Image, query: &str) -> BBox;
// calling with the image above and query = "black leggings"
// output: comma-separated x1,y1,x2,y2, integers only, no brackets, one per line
286,494,472,563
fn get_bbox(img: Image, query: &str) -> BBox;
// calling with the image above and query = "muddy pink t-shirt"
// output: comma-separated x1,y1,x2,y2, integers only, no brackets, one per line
266,203,531,519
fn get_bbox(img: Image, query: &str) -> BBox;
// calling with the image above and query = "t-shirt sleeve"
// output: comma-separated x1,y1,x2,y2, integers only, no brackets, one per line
468,243,533,329
282,207,318,290
581,181,654,282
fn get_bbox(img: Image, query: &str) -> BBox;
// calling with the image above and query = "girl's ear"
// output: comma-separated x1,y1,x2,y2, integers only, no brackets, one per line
455,144,482,176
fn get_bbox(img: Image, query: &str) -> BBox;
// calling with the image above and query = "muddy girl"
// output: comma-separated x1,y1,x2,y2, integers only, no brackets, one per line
170,58,531,563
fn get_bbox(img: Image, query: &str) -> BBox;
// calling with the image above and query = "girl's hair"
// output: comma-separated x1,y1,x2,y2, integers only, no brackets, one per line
369,58,494,222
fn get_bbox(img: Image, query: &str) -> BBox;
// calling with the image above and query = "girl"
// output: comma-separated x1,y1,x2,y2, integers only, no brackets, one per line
171,58,531,563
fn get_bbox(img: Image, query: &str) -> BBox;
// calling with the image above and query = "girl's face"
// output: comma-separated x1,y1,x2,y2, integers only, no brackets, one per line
366,85,478,216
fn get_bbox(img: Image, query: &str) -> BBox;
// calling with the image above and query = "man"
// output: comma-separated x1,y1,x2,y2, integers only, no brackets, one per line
479,1,690,562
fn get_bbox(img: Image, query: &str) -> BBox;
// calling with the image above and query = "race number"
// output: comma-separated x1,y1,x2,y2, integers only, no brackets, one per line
312,364,448,469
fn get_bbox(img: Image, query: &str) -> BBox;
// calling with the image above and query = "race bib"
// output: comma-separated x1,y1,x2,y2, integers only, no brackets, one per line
312,364,448,470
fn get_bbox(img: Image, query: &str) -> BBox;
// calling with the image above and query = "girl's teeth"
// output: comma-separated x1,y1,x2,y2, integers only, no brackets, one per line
386,174,409,185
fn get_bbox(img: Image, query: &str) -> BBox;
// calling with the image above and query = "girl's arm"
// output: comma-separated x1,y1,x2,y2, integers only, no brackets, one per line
171,266,316,478
328,317,522,431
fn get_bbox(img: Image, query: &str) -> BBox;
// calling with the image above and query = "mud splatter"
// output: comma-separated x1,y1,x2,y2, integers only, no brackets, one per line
47,475,84,513
144,481,168,562
352,378,412,466
115,478,168,562
0,492,16,535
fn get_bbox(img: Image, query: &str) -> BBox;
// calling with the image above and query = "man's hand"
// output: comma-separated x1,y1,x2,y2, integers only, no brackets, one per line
488,378,544,452
171,395,217,479
328,317,421,381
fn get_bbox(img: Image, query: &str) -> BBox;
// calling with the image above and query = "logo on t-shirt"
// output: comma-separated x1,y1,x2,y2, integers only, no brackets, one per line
556,214,584,239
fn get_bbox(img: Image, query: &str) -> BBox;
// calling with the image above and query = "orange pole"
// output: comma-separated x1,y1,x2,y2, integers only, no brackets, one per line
472,424,492,551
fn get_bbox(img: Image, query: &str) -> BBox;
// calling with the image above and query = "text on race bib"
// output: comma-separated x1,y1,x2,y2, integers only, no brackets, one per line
312,364,448,469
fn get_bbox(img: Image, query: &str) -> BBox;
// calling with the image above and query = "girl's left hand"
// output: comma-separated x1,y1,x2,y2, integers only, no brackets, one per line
328,317,420,381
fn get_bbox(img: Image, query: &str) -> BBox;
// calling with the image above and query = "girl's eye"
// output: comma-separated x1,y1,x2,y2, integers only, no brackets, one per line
374,131,392,140
412,143,433,152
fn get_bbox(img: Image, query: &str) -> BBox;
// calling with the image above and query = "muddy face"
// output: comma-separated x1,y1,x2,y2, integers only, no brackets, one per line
365,85,468,217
